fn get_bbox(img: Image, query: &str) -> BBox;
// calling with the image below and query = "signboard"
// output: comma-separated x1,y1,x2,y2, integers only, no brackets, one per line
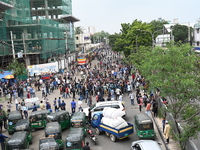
77,57,86,65
27,62,58,76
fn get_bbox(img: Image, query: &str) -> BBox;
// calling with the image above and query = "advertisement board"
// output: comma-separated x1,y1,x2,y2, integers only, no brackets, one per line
27,62,58,76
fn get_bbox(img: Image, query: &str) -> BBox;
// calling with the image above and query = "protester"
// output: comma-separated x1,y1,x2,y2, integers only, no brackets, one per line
71,99,76,114
61,100,66,110
0,131,8,150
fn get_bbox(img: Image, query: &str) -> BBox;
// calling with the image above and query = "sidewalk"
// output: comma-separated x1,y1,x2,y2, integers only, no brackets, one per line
154,117,181,150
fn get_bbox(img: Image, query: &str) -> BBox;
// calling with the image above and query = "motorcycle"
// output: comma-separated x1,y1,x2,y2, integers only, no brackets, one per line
87,127,97,145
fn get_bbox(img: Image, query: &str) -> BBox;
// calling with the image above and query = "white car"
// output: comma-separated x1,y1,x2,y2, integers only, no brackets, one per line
83,101,126,117
131,140,162,150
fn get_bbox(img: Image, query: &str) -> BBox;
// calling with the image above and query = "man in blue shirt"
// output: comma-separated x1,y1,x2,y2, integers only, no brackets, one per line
71,99,76,114
46,102,51,110
0,131,8,150
61,100,66,110
57,97,61,110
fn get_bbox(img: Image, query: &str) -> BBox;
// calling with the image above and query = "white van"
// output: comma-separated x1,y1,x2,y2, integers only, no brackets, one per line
83,101,126,117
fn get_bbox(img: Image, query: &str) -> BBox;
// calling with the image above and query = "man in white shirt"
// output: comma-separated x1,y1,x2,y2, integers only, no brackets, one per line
78,100,83,112
115,88,121,100
15,98,18,110
129,91,135,105
119,94,123,101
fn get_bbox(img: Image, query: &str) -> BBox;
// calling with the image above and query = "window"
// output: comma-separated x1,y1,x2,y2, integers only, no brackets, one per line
65,114,69,120
94,106,104,112
197,42,199,46
93,115,98,120
111,105,120,109
60,116,64,121
76,37,78,40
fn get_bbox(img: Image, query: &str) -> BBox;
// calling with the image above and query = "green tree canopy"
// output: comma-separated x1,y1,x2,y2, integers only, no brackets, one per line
7,59,27,77
172,24,192,44
134,44,200,149
90,31,110,44
149,18,169,32
75,27,83,34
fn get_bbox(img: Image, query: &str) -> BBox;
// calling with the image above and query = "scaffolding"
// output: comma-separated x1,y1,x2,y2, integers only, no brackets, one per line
0,0,75,62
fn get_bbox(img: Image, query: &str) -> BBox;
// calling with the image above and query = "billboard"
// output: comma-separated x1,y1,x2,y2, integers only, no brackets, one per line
27,62,58,76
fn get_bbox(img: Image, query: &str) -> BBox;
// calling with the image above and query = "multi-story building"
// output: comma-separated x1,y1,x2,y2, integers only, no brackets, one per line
75,26,95,52
0,0,79,68
193,21,200,49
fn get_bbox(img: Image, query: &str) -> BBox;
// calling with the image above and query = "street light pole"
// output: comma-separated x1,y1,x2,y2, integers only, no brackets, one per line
137,29,163,50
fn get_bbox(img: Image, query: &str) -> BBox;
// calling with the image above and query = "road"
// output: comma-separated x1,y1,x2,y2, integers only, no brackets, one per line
27,88,165,150
2,58,165,150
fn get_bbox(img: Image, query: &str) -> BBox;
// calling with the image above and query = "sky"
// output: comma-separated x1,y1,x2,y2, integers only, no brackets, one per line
72,0,199,34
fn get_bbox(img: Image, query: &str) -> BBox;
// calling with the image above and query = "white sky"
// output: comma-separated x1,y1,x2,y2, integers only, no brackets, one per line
72,0,199,34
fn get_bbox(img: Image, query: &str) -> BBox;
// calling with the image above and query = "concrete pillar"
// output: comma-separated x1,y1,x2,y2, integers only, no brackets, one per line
25,55,30,66
44,0,49,19
35,55,39,64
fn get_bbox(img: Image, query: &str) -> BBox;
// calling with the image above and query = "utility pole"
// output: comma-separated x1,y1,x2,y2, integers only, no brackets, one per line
22,33,27,66
10,31,15,59
188,22,190,44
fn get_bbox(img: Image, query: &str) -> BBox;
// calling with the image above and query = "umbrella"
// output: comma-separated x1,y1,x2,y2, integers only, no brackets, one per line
4,75,14,79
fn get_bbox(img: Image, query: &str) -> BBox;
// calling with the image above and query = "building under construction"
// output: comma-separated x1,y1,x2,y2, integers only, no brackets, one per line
0,0,79,68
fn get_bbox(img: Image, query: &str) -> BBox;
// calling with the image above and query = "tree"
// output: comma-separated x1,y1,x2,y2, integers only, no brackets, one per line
134,44,200,149
90,31,110,44
108,20,154,57
75,27,83,34
149,18,169,32
7,59,27,77
172,24,192,44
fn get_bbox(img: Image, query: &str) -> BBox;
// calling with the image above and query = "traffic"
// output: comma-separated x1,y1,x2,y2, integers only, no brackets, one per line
0,47,166,150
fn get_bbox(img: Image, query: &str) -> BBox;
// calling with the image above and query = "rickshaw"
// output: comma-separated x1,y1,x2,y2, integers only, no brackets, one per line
7,111,23,134
29,110,50,131
134,113,155,139
70,112,87,136
45,122,63,149
6,131,30,150
39,137,59,150
15,119,32,144
47,110,70,130
65,128,85,150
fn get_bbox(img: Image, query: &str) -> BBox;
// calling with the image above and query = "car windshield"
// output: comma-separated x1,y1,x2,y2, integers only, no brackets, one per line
138,123,154,130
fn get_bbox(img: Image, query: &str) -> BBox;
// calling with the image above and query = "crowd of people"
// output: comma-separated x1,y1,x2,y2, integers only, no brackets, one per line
0,46,171,149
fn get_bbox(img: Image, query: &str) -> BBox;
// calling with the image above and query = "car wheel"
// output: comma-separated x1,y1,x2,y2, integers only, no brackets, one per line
110,134,116,142
105,132,110,136
95,128,100,135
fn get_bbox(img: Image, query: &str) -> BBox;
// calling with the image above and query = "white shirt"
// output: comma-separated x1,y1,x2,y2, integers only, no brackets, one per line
15,98,18,104
129,93,135,99
119,95,123,101
78,100,82,108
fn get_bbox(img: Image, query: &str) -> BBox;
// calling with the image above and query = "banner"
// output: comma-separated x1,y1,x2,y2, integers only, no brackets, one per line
27,62,58,76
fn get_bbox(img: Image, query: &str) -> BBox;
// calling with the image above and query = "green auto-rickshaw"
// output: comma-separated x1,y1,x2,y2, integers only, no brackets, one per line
8,111,23,134
15,119,32,144
29,110,50,131
47,110,70,130
70,112,86,136
6,131,30,150
134,113,156,140
45,122,63,150
39,137,59,150
66,128,85,150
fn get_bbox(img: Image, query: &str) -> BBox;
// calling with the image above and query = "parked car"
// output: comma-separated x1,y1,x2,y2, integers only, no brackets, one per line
131,140,162,150
83,101,126,117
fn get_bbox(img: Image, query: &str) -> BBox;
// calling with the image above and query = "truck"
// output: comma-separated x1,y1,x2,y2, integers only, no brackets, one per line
91,112,134,142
